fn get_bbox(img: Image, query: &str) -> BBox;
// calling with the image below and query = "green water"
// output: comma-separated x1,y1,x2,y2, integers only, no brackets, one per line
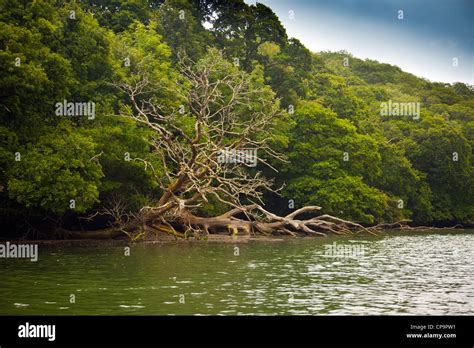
1,231,473,315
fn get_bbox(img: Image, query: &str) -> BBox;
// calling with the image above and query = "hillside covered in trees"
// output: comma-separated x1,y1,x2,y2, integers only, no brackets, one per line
0,0,473,239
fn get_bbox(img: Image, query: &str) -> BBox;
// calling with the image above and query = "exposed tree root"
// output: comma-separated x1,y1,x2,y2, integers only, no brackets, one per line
59,205,465,240
57,205,368,239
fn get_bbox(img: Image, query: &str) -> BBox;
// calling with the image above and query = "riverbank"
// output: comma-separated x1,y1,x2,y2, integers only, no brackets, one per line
2,234,283,246
2,226,470,247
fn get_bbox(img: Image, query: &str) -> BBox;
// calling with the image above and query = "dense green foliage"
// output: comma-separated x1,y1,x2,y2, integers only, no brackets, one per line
0,0,472,236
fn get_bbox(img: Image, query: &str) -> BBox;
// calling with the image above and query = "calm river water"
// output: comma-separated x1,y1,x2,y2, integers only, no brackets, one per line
0,230,473,315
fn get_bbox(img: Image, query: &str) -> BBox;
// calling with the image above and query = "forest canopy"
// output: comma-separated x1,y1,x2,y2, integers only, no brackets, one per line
0,0,473,238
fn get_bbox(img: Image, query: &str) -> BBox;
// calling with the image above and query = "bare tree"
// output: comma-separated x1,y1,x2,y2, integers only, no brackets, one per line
66,50,382,239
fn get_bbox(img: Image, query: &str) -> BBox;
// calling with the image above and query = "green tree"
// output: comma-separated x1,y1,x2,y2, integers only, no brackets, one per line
7,126,103,214
280,101,387,223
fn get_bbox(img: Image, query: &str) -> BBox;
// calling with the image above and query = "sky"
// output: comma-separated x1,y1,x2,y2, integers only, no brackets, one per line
245,0,474,84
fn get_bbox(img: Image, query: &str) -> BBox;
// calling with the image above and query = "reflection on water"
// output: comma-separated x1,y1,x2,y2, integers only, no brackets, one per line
0,231,473,315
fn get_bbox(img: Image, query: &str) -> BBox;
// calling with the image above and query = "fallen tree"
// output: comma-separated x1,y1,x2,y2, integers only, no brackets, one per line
64,202,385,239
